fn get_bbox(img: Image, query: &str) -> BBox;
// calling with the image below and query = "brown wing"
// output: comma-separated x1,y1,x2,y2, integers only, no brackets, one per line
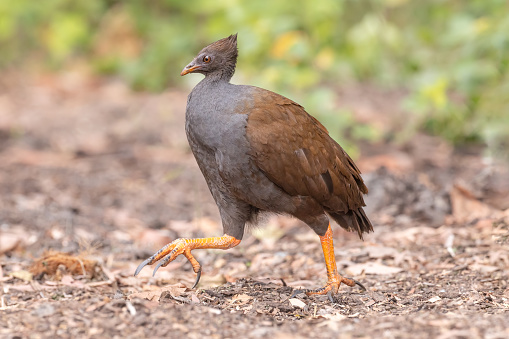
246,88,368,214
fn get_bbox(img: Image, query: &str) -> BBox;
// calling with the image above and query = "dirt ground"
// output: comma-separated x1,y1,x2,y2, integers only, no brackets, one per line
1,73,508,338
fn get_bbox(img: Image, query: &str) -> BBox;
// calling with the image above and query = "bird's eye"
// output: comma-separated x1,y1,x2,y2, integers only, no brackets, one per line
203,55,211,63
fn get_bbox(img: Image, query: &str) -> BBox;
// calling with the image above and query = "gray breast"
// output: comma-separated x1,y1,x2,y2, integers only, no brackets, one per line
185,83,253,153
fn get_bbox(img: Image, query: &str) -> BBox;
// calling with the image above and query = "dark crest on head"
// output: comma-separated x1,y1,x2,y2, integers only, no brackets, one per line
202,34,238,63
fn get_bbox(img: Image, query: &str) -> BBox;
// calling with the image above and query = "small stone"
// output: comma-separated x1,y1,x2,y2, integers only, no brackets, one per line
289,298,306,309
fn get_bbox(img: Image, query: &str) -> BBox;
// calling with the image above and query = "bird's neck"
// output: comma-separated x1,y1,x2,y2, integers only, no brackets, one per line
204,64,236,83
193,75,229,96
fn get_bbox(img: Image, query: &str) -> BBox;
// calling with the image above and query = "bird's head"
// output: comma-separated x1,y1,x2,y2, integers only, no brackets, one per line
180,34,238,80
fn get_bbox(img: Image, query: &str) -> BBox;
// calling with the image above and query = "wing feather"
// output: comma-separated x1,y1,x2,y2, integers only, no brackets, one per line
246,88,368,214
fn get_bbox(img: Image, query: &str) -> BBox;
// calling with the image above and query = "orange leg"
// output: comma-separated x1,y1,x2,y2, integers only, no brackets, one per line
134,235,241,288
291,224,365,300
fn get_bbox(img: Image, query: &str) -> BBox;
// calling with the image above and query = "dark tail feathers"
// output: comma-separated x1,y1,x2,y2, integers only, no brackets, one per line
328,208,373,240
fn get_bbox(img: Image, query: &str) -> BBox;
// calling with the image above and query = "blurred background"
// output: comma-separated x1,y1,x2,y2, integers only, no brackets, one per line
1,0,509,252
1,0,508,154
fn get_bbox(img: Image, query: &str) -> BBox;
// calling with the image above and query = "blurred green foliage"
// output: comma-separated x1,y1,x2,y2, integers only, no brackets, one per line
1,0,508,152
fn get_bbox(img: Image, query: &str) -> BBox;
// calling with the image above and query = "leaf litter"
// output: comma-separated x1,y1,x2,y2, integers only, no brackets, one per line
0,74,508,338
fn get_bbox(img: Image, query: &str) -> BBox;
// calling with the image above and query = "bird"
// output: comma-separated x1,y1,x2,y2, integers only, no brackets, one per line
135,34,373,300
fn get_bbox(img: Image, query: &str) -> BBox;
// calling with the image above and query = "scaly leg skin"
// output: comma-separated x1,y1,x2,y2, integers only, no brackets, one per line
134,235,241,288
291,224,366,302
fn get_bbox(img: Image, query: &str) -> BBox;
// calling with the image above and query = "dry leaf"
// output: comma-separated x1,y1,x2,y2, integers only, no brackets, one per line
450,186,502,223
427,296,441,303
320,313,346,321
128,283,186,301
0,233,23,254
357,153,414,174
9,270,33,282
364,300,376,307
60,275,75,286
190,293,200,304
4,284,36,292
230,294,253,305
85,298,111,312
0,226,36,254
159,283,187,297
128,290,163,301
469,264,500,273
366,246,398,259
346,262,403,276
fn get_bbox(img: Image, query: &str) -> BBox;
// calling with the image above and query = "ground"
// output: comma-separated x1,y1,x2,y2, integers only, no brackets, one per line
1,73,508,338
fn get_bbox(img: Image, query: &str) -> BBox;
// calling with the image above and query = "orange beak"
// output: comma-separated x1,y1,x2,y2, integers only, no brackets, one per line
180,65,201,76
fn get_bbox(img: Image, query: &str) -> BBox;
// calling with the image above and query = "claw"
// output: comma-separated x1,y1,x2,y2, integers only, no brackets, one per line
290,289,305,299
153,259,167,277
134,258,152,276
326,291,334,303
353,279,367,292
192,268,202,289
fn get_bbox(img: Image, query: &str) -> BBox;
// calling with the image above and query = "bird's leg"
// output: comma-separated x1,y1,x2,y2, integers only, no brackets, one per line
291,224,365,301
134,235,241,288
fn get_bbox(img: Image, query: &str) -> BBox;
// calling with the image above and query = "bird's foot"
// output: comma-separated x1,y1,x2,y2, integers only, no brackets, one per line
290,276,366,302
134,235,241,289
134,238,203,288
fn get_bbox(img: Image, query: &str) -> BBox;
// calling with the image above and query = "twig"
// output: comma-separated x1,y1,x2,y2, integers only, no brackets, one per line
87,280,114,287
